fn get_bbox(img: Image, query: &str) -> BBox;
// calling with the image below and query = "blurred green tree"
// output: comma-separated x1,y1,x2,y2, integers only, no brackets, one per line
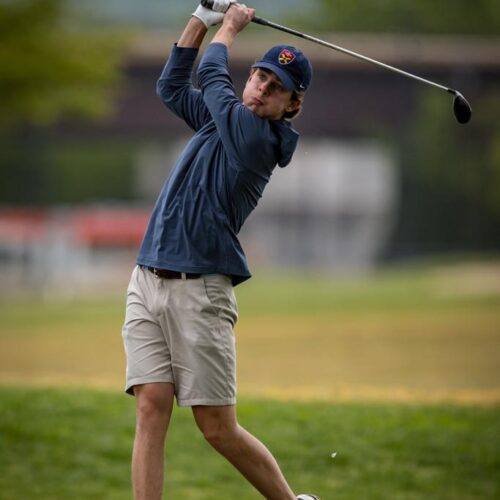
388,90,500,256
0,0,124,126
310,0,500,34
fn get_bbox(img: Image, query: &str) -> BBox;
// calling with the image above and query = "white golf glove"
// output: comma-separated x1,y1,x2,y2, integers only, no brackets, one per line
192,0,235,28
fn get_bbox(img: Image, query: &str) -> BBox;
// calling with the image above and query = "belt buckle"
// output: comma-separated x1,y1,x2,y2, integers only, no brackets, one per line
152,267,160,278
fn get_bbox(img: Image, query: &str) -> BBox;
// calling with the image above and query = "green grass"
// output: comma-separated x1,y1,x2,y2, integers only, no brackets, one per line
0,387,499,499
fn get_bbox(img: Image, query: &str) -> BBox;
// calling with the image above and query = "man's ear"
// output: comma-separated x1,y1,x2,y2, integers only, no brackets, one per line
285,99,301,113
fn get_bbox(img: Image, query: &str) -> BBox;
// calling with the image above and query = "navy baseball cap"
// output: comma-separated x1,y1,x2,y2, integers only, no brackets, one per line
252,45,313,92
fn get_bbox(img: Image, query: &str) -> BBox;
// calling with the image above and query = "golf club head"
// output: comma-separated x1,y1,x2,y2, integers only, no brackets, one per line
453,92,472,124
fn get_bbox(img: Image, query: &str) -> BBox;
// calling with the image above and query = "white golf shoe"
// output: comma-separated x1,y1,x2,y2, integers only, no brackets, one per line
297,495,320,500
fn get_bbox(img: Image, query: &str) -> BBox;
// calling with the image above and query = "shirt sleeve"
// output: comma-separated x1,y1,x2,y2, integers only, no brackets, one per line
197,43,278,172
156,44,211,132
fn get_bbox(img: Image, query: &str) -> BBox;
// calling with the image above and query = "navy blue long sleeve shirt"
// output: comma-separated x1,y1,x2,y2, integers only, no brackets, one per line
137,42,299,285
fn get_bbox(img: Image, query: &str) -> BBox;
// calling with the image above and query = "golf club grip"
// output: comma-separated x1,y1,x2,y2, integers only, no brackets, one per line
200,0,267,23
201,0,218,8
199,0,300,36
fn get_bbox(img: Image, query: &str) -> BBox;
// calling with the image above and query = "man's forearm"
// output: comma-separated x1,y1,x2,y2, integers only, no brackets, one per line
211,24,238,49
178,17,208,49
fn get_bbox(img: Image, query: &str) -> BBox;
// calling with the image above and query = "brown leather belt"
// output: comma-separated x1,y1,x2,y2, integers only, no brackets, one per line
143,266,201,280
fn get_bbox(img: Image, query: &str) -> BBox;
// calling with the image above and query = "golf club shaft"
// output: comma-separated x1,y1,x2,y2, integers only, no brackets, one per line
252,16,456,96
200,0,457,96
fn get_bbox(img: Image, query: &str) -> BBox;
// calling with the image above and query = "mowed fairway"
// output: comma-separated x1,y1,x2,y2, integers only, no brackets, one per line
0,260,500,499
1,387,499,500
1,260,499,404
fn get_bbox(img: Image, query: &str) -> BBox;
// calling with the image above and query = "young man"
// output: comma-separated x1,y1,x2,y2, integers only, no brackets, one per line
121,2,318,499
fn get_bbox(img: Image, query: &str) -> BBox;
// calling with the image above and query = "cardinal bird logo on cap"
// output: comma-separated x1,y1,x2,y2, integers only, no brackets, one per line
278,48,296,65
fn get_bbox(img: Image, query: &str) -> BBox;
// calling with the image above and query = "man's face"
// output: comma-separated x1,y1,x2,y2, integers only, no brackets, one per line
242,68,299,120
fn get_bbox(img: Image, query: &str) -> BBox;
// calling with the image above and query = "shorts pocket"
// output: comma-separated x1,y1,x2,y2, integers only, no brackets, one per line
202,275,238,327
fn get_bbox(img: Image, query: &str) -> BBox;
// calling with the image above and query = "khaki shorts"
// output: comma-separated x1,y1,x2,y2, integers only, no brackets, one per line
121,266,238,406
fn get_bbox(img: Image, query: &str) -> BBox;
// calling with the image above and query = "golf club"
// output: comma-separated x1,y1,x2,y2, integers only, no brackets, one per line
201,0,472,124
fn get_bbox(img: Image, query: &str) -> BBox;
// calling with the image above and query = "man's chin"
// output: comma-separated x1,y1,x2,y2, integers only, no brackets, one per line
243,103,280,120
244,103,264,116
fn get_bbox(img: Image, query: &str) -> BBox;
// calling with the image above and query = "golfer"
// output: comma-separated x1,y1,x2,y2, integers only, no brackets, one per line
122,2,317,499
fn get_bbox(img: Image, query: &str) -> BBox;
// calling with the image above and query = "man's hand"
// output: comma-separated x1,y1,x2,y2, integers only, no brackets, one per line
192,0,236,28
220,3,255,35
210,3,255,47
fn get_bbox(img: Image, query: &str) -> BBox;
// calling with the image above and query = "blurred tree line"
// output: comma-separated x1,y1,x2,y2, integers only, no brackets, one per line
0,0,123,126
303,0,500,35
0,0,132,203
390,90,500,257
0,0,499,256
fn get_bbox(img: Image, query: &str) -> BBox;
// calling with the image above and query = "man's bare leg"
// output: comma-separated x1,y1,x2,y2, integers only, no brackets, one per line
193,405,296,500
132,383,175,500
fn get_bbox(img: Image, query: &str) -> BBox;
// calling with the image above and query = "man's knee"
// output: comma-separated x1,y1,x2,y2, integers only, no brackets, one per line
205,424,241,449
134,383,174,426
193,406,240,449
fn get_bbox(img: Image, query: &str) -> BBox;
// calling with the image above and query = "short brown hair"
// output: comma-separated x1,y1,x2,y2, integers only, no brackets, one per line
283,91,305,120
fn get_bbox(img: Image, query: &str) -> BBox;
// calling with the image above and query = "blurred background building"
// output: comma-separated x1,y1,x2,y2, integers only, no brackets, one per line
1,0,499,295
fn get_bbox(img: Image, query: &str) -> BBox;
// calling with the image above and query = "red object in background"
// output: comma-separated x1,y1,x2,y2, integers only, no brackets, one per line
0,209,49,243
72,208,150,247
0,207,150,248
